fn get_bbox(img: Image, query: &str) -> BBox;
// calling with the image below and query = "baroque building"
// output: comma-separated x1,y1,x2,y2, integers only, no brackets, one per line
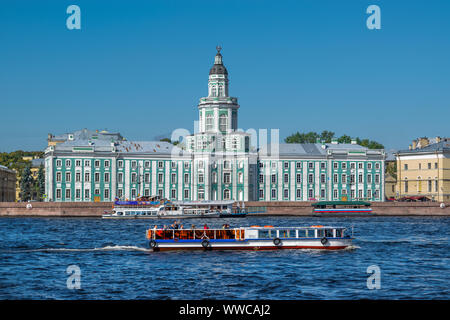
44,48,385,202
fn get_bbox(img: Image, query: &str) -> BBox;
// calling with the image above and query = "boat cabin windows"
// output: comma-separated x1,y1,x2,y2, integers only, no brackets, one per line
325,229,334,238
258,229,274,239
335,229,343,238
278,229,295,238
317,229,325,238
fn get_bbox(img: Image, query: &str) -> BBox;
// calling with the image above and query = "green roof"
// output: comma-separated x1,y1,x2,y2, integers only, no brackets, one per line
311,201,371,207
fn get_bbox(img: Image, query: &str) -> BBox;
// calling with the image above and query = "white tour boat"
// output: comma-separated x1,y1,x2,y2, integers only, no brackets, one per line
145,225,353,251
102,197,236,219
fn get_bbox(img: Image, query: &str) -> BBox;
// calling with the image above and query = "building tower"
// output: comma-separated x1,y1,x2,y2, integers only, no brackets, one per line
198,46,240,135
185,47,255,201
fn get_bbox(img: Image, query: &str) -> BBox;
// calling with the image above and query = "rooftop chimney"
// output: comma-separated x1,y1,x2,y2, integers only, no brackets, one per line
418,137,429,149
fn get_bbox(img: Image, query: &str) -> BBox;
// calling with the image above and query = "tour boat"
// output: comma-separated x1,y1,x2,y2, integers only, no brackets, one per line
102,198,238,219
312,201,373,216
145,225,353,251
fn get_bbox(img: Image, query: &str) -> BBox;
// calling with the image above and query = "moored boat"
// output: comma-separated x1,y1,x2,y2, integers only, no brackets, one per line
312,201,373,216
102,198,238,219
145,225,353,251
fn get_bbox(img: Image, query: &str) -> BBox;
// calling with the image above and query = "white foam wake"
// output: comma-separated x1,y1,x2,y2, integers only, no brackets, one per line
3,245,151,253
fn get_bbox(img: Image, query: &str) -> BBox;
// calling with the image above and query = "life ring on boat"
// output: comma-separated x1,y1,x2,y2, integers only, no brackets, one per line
440,203,445,209
149,240,158,249
26,203,32,210
273,238,282,246
321,237,328,245
201,239,210,249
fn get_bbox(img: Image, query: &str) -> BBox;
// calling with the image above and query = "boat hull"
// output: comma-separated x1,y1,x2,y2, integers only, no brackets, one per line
102,213,221,219
150,238,352,251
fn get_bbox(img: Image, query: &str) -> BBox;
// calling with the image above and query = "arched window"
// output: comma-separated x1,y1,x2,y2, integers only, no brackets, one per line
210,86,216,97
205,114,214,131
223,189,231,200
219,114,228,132
238,172,243,184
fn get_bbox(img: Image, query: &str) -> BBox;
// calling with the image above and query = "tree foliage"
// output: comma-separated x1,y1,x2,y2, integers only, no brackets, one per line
284,131,384,149
0,151,45,201
19,165,33,201
160,138,180,146
37,165,45,200
0,150,44,175
386,161,397,180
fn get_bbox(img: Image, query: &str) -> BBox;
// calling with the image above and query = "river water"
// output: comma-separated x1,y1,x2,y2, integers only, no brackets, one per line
0,216,448,299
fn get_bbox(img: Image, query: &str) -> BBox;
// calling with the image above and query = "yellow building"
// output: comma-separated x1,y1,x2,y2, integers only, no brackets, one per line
396,137,450,202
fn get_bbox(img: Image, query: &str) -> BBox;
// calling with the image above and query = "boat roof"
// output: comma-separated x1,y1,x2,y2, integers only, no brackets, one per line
172,200,235,206
311,200,371,207
244,226,345,229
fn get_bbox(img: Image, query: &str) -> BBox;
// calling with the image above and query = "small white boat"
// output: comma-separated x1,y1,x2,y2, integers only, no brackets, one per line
145,225,353,251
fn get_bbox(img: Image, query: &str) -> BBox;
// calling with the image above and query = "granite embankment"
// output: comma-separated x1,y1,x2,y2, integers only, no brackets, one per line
0,201,449,217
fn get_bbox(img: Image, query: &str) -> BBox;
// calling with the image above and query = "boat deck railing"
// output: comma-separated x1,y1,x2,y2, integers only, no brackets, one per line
147,229,245,241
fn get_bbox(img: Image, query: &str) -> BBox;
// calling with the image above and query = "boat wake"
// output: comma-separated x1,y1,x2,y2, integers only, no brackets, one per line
2,245,152,253
343,245,360,250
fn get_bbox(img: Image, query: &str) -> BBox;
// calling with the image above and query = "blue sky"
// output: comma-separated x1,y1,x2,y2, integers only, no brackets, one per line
0,0,449,152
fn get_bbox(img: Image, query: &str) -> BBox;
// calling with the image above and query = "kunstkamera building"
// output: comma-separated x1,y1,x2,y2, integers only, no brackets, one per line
44,48,385,202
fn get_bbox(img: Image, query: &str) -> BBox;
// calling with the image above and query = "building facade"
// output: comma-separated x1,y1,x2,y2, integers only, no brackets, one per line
396,137,450,202
0,165,16,202
44,48,385,202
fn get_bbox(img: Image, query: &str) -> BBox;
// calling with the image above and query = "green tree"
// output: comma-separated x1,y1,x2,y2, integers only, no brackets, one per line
319,130,335,143
37,165,45,201
160,138,180,146
337,134,352,144
285,131,384,149
285,131,321,143
386,161,397,180
19,165,33,201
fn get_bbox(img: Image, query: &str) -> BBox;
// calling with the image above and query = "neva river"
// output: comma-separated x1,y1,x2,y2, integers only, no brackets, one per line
0,216,449,299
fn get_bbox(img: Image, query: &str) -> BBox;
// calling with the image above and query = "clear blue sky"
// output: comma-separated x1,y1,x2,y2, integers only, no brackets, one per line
1,0,449,152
